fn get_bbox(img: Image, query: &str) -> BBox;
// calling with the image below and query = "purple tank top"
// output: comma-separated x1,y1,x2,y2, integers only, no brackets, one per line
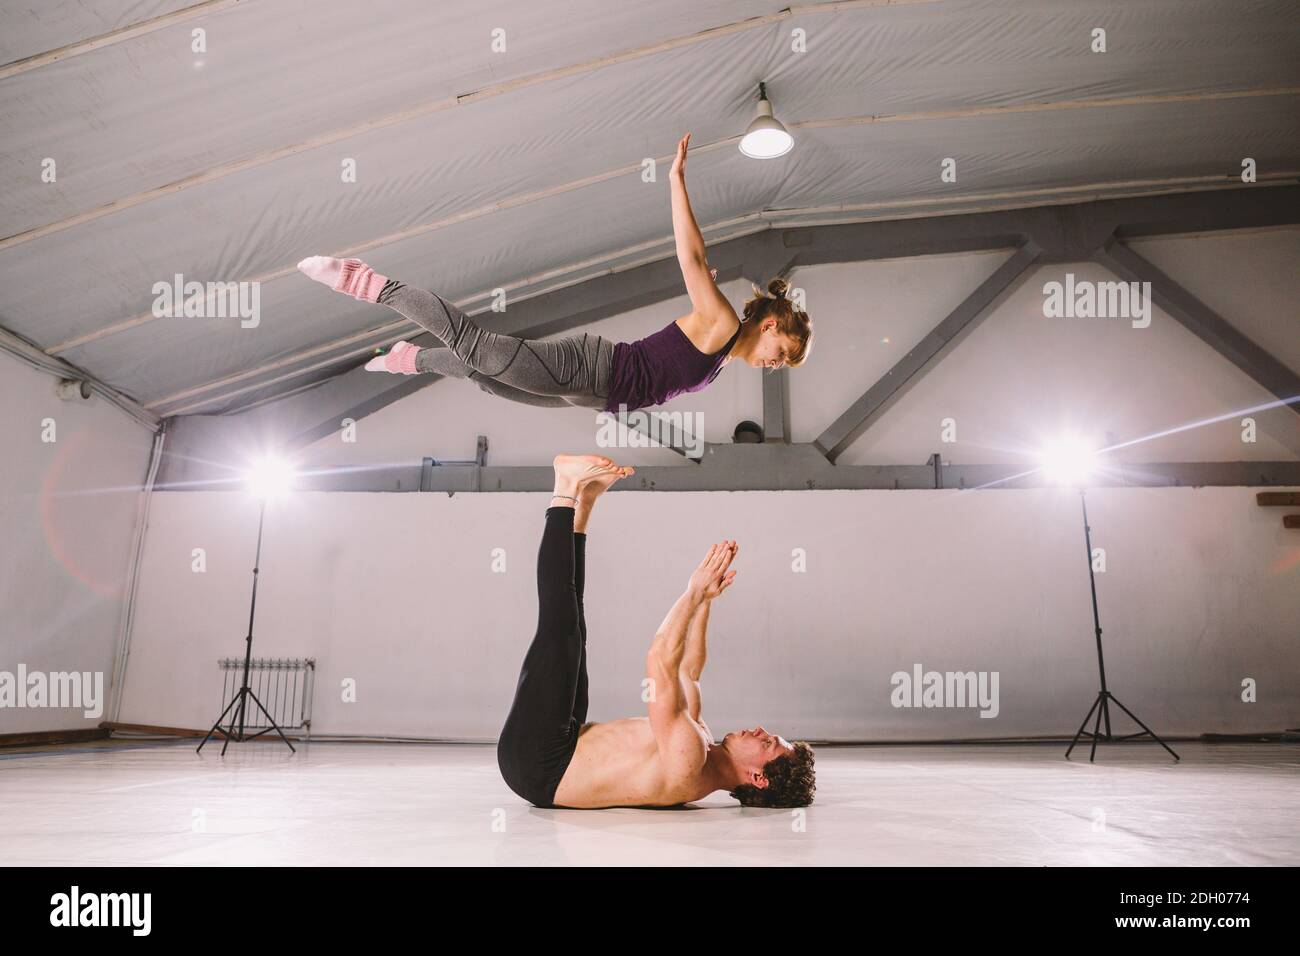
604,320,740,412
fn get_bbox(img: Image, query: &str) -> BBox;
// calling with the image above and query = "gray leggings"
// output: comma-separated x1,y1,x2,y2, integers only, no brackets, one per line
376,279,613,409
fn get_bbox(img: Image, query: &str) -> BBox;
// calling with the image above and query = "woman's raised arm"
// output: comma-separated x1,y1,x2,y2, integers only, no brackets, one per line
669,133,738,330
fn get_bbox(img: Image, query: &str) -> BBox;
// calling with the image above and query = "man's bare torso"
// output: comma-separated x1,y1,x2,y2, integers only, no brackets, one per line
551,717,715,809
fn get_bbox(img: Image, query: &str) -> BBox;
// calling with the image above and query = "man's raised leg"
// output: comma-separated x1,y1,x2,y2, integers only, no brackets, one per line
495,454,624,806
570,463,634,725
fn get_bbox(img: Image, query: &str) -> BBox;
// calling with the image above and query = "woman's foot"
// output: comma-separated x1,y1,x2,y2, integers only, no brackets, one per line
365,341,420,374
296,255,341,287
297,256,387,302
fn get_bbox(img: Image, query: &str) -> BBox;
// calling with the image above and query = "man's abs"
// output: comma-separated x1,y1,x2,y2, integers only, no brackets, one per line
552,717,688,808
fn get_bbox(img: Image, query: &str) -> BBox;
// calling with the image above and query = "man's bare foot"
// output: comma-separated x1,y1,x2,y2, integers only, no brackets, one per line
572,461,632,532
552,453,618,504
552,454,617,486
580,464,634,504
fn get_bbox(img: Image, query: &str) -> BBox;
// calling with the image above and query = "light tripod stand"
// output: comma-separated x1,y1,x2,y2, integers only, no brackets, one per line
1065,488,1178,762
198,493,296,755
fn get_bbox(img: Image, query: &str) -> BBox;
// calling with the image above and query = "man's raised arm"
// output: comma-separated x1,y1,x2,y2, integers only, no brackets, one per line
646,588,702,698
645,542,738,774
680,541,737,721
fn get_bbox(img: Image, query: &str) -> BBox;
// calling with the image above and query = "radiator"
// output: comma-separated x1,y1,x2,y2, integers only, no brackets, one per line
217,657,315,739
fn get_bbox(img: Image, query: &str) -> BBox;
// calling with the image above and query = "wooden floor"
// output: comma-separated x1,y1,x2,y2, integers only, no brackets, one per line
1,739,1295,866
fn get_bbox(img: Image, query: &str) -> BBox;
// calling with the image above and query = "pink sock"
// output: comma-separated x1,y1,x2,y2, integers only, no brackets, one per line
366,340,420,374
335,258,388,302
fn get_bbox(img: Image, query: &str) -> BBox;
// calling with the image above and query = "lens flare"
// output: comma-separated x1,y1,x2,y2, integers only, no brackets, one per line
245,457,295,499
1038,435,1099,486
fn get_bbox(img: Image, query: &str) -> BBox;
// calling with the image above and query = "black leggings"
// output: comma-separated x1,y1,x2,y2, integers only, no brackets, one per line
496,507,590,807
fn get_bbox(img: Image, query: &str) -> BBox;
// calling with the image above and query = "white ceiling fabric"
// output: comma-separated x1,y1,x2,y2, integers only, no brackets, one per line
1,0,1297,414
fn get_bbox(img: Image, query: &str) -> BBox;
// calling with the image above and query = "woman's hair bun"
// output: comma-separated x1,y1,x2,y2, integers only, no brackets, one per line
767,277,789,300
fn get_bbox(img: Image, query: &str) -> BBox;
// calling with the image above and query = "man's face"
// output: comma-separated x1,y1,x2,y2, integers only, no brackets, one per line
723,726,793,786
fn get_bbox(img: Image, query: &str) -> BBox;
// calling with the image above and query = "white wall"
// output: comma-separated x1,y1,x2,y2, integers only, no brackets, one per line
809,234,1300,465
116,230,1300,741
0,352,156,733
120,485,1299,741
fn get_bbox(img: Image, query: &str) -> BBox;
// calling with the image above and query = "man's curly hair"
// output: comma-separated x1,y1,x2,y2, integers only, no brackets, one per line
729,741,816,808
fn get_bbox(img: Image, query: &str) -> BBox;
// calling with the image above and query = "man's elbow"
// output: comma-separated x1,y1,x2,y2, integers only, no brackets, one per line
646,646,678,681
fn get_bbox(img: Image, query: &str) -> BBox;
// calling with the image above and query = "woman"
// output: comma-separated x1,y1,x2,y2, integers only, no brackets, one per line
298,134,812,412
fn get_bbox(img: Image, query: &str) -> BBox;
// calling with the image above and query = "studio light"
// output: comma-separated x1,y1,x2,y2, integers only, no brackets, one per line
199,454,299,755
1036,435,1178,762
245,456,296,500
1038,434,1099,487
739,82,793,160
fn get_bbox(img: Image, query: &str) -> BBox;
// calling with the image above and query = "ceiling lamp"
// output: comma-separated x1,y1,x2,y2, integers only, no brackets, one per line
739,82,794,159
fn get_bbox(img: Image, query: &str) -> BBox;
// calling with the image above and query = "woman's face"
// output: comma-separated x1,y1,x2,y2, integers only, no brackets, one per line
747,321,797,369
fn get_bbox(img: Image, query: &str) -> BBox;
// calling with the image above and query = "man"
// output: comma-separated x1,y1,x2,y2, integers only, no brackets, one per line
496,453,816,809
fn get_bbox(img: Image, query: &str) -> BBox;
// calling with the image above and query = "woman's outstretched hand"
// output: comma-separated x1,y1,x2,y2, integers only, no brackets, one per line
688,540,738,601
670,132,690,180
